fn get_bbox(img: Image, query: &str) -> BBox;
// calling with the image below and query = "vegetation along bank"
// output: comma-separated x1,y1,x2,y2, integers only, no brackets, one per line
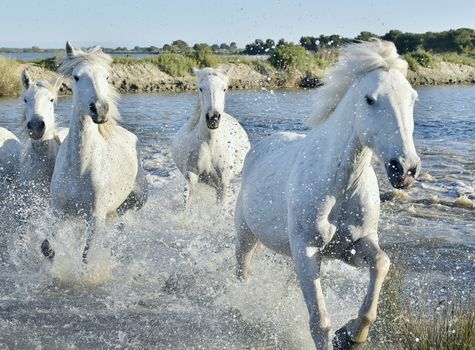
1,28,474,96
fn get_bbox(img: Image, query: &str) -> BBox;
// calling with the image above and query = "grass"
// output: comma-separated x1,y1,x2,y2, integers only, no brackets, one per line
0,57,21,96
368,251,475,349
113,54,196,77
399,300,475,350
436,52,475,67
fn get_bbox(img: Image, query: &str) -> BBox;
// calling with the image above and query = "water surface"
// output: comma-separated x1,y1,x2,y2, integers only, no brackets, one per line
0,86,473,349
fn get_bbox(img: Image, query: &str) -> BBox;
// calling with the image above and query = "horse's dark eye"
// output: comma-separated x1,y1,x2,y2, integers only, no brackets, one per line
73,75,79,82
106,76,110,81
50,98,54,103
23,99,27,103
199,88,203,92
365,95,375,105
224,88,227,92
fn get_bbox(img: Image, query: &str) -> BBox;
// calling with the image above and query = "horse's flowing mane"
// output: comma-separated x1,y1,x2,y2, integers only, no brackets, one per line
186,68,229,131
58,46,120,139
305,39,408,128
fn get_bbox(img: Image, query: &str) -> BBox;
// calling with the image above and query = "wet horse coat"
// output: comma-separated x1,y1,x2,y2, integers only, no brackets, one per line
235,40,421,349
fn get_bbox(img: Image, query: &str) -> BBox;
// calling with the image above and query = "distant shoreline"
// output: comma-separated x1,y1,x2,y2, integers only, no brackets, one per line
1,55,474,97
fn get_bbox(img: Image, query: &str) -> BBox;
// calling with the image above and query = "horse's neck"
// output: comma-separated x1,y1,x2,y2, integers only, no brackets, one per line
66,108,102,156
307,97,373,191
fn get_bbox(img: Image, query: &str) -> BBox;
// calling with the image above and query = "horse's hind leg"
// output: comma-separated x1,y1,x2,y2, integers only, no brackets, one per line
235,201,260,280
334,237,390,348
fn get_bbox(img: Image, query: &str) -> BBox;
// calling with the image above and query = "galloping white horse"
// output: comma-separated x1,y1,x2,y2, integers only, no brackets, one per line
235,40,421,349
0,127,21,184
19,70,67,194
171,68,250,204
47,42,148,261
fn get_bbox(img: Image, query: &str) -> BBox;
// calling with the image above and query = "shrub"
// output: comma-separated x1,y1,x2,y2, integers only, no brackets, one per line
438,53,475,67
152,54,196,76
406,51,434,68
189,46,218,68
31,56,58,71
403,53,420,72
0,57,21,96
269,43,307,70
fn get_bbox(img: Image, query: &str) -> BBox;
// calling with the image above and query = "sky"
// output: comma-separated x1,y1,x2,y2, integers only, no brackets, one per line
0,0,474,48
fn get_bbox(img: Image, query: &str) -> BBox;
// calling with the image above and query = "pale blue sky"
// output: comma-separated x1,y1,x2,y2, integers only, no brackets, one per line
0,0,473,48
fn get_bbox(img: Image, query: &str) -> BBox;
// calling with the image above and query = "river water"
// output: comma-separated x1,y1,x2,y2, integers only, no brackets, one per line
0,86,473,349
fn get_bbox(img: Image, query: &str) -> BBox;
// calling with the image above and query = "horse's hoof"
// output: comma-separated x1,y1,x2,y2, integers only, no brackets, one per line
41,239,55,260
333,327,353,350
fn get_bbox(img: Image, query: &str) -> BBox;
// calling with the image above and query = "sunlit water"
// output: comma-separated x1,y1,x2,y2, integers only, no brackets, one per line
0,87,473,349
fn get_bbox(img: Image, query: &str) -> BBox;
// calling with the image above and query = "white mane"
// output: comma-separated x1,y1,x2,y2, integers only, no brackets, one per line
58,46,113,76
58,46,120,138
306,39,408,128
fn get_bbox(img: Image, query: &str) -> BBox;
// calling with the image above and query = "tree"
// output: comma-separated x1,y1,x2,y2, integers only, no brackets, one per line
172,40,189,51
220,43,230,50
299,36,317,51
230,42,237,50
211,44,220,51
355,31,379,41
265,39,275,51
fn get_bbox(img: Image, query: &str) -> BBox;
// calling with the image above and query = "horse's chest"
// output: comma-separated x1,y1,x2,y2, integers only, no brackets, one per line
195,142,226,174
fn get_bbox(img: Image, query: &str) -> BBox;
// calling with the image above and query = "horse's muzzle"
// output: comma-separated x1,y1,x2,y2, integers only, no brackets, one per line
89,101,109,124
386,158,420,189
27,117,46,140
206,111,221,129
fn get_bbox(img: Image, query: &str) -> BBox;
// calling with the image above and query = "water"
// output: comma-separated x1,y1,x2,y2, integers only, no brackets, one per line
0,87,473,349
0,52,158,61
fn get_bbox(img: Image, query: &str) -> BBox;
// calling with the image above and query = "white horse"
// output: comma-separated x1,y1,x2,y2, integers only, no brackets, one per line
19,70,67,194
47,42,148,261
0,127,21,184
171,68,250,204
235,40,421,349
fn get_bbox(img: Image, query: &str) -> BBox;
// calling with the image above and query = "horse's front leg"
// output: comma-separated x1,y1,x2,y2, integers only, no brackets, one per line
216,170,231,205
82,214,106,263
184,171,198,208
334,237,390,349
290,233,332,350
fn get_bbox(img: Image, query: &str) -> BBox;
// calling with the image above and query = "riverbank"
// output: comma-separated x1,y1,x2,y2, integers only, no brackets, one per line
1,55,475,97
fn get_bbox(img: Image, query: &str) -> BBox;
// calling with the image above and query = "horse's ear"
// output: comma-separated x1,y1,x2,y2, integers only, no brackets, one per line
65,41,76,57
52,76,63,93
21,69,32,89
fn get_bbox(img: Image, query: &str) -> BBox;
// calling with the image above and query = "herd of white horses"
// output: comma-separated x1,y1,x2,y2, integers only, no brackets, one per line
0,39,420,350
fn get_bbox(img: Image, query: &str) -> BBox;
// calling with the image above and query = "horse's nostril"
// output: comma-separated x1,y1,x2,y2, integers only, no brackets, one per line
89,103,97,114
27,121,32,129
389,159,400,170
39,121,45,130
408,166,418,177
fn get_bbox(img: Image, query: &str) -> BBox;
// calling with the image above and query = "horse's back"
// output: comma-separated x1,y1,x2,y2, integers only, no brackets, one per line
219,112,250,174
0,127,22,182
238,132,305,252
